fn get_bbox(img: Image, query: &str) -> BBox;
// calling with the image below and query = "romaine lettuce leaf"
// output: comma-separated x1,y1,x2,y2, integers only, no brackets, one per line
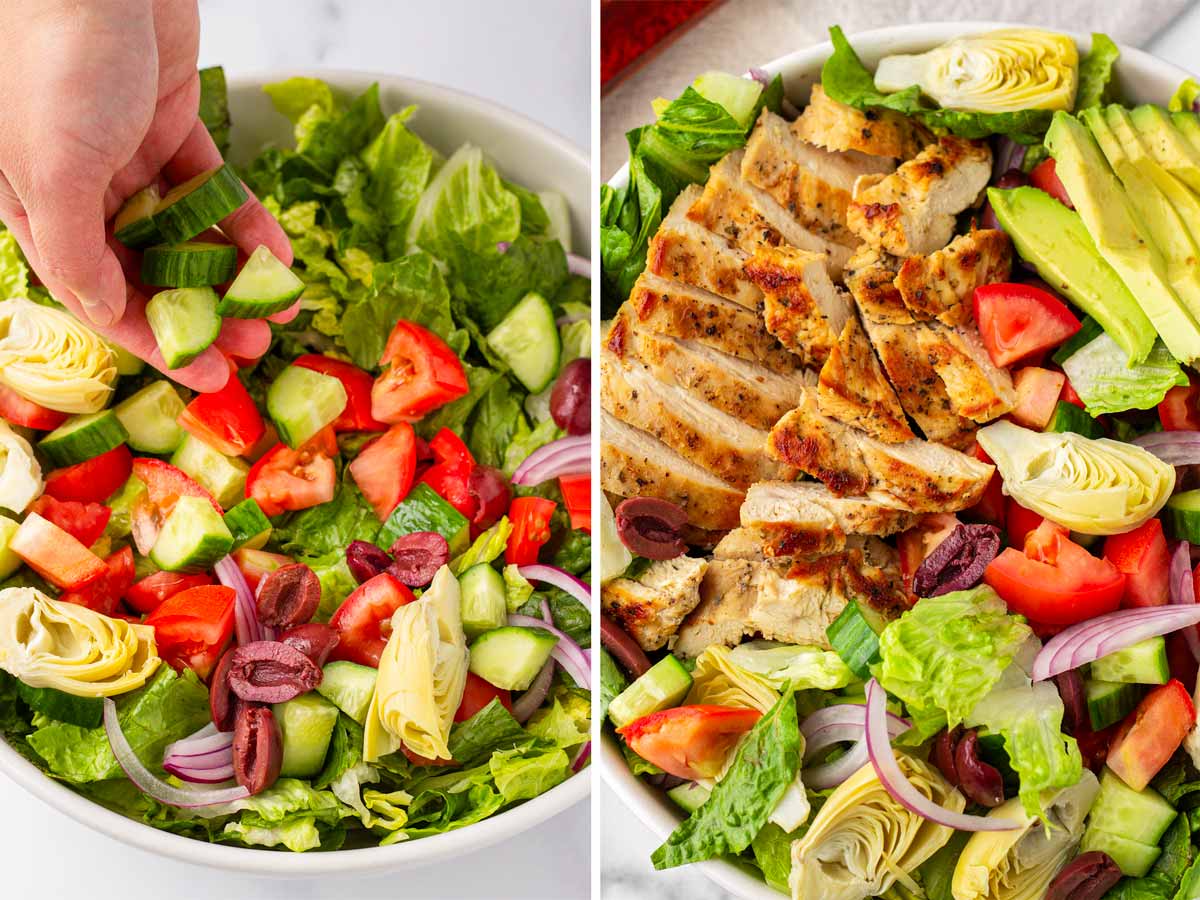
750,822,797,893
451,234,569,333
467,377,526,469
489,746,570,802
1076,33,1120,109
728,641,856,691
447,698,531,766
263,76,336,123
449,517,511,575
296,82,385,175
273,473,379,558
385,782,504,843
1061,333,1188,415
214,777,352,852
599,649,628,722
1169,78,1200,112
361,109,438,249
526,695,590,750
0,229,31,300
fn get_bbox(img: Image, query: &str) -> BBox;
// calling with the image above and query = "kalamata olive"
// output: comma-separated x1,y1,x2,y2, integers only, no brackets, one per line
954,730,1005,808
387,531,450,587
614,497,686,560
600,614,652,678
278,622,341,668
228,640,322,703
980,203,1002,232
995,168,1029,190
549,358,590,435
1046,851,1123,900
932,726,962,785
1053,669,1087,736
468,466,511,530
232,703,282,795
346,540,392,585
208,646,238,733
912,524,1002,598
255,563,321,628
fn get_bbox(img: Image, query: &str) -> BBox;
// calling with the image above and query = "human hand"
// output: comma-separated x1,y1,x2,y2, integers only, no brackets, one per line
0,0,297,392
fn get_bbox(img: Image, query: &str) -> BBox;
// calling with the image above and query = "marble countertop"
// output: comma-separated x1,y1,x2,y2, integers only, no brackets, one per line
0,2,589,899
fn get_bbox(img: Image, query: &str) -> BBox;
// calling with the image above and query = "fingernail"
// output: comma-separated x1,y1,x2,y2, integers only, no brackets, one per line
79,294,116,326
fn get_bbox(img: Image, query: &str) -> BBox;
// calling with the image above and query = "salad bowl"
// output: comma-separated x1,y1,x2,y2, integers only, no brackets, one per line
0,68,590,878
599,22,1195,900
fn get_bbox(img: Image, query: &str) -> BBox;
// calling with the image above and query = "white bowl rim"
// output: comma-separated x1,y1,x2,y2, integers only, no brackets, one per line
0,68,590,878
601,21,1195,900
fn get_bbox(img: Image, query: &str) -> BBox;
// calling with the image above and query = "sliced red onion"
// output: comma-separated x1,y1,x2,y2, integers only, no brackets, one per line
556,311,588,326
1170,540,1200,663
507,613,590,688
992,137,1027,181
1032,605,1200,681
162,723,230,760
566,254,591,279
103,700,248,807
864,680,1019,832
512,658,554,723
215,555,263,645
163,761,236,784
806,740,869,790
744,68,798,118
510,435,590,485
572,740,591,772
801,703,909,756
1133,431,1200,465
519,564,591,610
496,241,511,253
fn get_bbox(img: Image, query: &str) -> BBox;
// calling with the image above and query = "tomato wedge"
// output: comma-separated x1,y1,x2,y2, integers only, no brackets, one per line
1060,377,1085,409
130,458,221,555
506,496,557,565
329,572,415,667
1104,519,1170,608
0,383,67,430
42,444,132,504
294,354,386,433
370,321,468,423
1160,374,1200,431
1011,367,1066,430
973,283,1081,368
1006,498,1045,548
125,570,213,615
1107,680,1196,791
145,584,236,679
559,474,591,533
177,365,265,456
1029,158,1074,208
455,672,513,722
985,520,1125,624
618,705,762,779
232,547,292,591
59,546,135,616
348,423,417,521
10,512,108,589
28,495,110,548
965,444,1005,527
246,436,337,517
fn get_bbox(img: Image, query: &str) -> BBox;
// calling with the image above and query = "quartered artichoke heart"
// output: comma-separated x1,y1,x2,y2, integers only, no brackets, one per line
364,565,468,763
0,421,42,515
978,420,1175,535
789,754,962,900
686,644,780,714
952,769,1100,900
0,587,159,697
874,29,1078,114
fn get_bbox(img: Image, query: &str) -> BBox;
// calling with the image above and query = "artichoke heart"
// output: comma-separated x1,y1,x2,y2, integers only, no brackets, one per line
789,754,962,900
686,644,780,713
364,565,468,763
0,297,117,414
0,421,42,515
0,587,159,696
977,420,1174,535
952,769,1099,900
874,29,1078,114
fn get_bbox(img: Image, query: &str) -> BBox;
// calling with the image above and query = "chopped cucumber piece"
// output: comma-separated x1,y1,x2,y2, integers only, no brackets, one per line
198,66,230,156
377,482,469,554
826,599,884,678
667,781,711,813
1087,768,1177,847
114,382,186,454
274,692,339,777
171,434,249,510
15,680,102,728
149,495,233,572
0,515,20,580
608,654,693,728
217,245,305,318
113,185,162,248
459,563,507,638
223,498,272,551
145,287,221,369
1044,400,1103,438
1092,636,1170,685
316,661,378,725
38,410,128,468
1086,679,1144,730
109,342,146,376
537,191,572,253
693,71,763,128
1080,828,1162,877
267,365,347,449
468,626,559,691
142,241,237,288
485,292,560,392
1167,489,1200,543
152,165,247,244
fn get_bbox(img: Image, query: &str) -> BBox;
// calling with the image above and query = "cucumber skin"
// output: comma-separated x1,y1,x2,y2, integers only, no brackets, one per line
142,242,237,288
223,499,273,551
1168,490,1200,542
1085,679,1144,730
267,366,347,449
114,216,162,250
826,600,882,679
153,165,248,244
114,382,185,455
149,495,233,572
608,654,693,728
274,693,339,778
459,563,507,638
468,626,559,691
216,246,305,318
1091,636,1169,685
38,411,128,468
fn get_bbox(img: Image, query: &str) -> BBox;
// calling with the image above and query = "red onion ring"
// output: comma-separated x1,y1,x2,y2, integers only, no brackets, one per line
1031,605,1200,681
510,435,590,485
572,740,591,772
1133,431,1200,465
163,761,236,784
162,723,232,760
566,254,591,279
215,555,263,645
512,658,554,723
1170,540,1200,663
802,704,910,789
518,564,591,610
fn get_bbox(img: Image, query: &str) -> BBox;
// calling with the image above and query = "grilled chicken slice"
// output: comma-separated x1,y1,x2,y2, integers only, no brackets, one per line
608,306,812,430
647,186,762,309
741,109,893,246
793,84,931,160
686,152,854,279
602,348,794,489
847,137,992,256
767,390,994,511
600,412,743,532
918,324,1015,423
742,244,853,368
624,272,796,369
818,314,914,442
601,556,709,652
894,228,1012,326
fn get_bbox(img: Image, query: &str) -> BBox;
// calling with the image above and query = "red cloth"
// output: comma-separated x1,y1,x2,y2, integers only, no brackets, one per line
601,1,721,88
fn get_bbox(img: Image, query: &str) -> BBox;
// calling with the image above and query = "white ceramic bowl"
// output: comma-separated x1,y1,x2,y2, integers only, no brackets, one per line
601,22,1194,900
0,70,590,877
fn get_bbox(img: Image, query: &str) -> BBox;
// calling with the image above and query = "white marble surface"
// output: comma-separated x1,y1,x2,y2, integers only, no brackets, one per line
598,4,1200,898
0,2,590,899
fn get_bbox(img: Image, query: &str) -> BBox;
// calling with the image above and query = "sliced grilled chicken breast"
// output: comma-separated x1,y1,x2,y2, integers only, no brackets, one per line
793,84,931,160
894,228,1012,326
601,556,709,652
818,314,914,442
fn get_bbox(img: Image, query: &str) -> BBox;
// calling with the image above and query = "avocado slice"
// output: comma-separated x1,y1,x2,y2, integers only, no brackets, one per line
1129,104,1200,194
1173,111,1200,157
1107,107,1200,249
1046,110,1200,365
987,185,1155,364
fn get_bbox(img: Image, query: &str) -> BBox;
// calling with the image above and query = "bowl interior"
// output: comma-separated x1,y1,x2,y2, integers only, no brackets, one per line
0,70,590,878
600,22,1194,900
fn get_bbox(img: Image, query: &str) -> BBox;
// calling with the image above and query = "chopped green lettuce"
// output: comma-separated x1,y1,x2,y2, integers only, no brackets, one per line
750,822,797,893
449,517,512,575
599,649,628,722
210,779,352,852
503,564,534,613
1169,79,1200,112
728,641,856,691
526,695,590,750
1061,333,1188,415
1075,34,1120,109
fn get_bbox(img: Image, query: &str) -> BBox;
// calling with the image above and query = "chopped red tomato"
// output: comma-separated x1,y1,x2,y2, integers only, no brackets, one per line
1168,632,1200,695
294,354,386,433
348,423,417,521
965,444,1005,527
1160,375,1200,431
145,584,236,678
618,705,762,780
415,428,478,519
1030,158,1074,208
177,365,265,456
559,474,591,533
0,384,67,430
246,435,337,517
125,570,213,615
59,546,135,616
1076,721,1121,772
1104,519,1170,608
985,520,1125,624
506,496,557,565
454,672,514,722
897,513,960,595
43,444,132,504
329,573,415,668
28,496,110,547
10,512,108,589
370,321,469,423
130,458,221,554
1011,367,1066,430
973,283,1081,368
428,429,475,468
1006,498,1045,548
1107,680,1196,791
232,548,291,591
1060,377,1085,409
242,423,281,462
